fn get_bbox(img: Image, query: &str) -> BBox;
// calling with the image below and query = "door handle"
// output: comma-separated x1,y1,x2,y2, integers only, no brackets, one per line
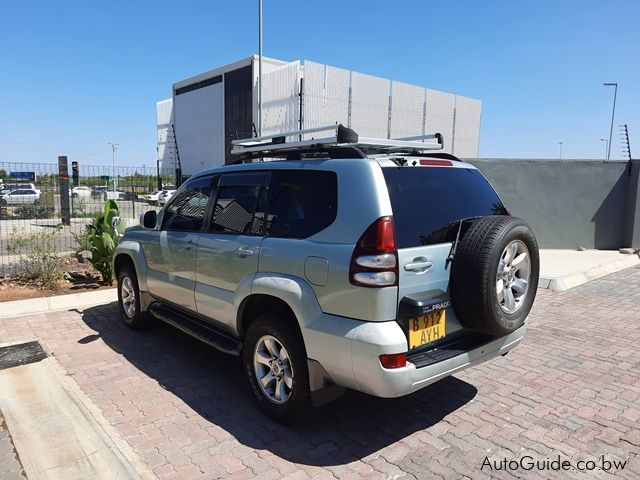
404,257,432,273
184,239,195,251
234,247,255,258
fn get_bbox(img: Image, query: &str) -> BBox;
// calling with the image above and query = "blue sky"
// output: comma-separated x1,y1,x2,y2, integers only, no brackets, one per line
1,0,638,167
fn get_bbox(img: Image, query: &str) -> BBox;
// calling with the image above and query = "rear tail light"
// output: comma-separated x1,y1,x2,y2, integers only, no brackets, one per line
379,353,407,369
349,216,398,287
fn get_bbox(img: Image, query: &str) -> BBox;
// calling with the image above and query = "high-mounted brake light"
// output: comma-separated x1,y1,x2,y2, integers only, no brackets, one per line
379,353,407,369
419,159,453,166
350,216,398,287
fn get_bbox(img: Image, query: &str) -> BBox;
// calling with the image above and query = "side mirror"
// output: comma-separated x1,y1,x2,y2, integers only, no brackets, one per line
140,210,157,229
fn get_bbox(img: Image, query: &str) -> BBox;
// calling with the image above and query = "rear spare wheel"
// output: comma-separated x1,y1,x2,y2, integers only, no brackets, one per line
450,216,539,336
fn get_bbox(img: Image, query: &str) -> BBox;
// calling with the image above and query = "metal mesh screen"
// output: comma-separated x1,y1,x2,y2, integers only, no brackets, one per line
0,161,174,276
260,62,301,139
390,81,426,139
453,96,482,158
350,72,390,139
426,89,455,154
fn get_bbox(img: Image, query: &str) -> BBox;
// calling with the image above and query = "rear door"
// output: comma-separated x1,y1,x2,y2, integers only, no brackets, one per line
195,172,268,330
381,164,508,350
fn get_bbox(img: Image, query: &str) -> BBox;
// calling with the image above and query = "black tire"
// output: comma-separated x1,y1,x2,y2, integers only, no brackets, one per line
116,265,151,330
243,314,311,423
450,216,539,336
34,199,40,205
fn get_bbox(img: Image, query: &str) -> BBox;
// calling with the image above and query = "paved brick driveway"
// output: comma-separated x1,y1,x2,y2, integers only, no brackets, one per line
1,265,639,479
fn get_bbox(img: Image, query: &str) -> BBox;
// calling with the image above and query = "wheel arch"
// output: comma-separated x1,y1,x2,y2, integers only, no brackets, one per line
237,294,300,340
113,241,149,291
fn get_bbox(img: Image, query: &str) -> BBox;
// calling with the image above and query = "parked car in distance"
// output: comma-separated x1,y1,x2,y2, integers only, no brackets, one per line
143,190,163,206
0,188,41,206
0,183,41,195
104,190,127,201
71,186,92,198
91,186,109,197
114,125,539,423
157,188,176,206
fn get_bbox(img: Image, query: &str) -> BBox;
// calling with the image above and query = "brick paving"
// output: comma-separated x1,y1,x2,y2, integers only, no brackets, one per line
0,411,26,480
0,266,639,479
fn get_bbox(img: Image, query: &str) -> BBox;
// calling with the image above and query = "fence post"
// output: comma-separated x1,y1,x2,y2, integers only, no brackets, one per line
157,160,162,191
58,156,71,226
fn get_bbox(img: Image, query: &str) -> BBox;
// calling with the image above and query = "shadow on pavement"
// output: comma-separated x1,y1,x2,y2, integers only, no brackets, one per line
80,303,477,466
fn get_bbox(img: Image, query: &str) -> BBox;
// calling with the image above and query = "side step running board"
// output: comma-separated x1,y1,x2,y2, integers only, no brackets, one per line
148,303,242,356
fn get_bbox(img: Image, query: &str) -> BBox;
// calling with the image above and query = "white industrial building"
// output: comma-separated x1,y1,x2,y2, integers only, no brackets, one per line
157,55,481,176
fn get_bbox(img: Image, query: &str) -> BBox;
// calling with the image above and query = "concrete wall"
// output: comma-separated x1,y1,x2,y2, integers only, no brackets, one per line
466,158,639,249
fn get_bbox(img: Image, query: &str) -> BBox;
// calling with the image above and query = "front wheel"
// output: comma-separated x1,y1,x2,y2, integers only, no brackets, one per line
243,314,310,423
117,265,151,330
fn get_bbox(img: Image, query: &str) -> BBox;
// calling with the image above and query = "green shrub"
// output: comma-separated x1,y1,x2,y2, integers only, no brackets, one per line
6,227,65,290
12,204,55,219
87,200,125,284
71,225,93,254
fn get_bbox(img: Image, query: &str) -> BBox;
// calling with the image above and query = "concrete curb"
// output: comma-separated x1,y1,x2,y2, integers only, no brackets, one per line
539,253,640,291
0,356,157,480
0,288,117,318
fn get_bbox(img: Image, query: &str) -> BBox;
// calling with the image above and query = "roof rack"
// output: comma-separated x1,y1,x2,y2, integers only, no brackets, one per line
230,124,443,162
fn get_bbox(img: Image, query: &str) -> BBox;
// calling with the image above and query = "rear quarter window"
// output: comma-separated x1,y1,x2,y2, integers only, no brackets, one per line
382,167,508,248
267,170,337,239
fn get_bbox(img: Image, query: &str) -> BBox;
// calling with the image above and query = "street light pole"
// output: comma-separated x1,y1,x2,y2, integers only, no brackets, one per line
600,138,609,160
108,142,118,193
559,141,563,159
258,0,263,137
604,82,618,160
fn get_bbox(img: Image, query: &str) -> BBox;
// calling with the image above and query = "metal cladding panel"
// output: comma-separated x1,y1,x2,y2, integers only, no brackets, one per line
453,96,482,158
174,82,224,175
156,99,173,125
390,81,426,139
350,72,390,139
426,89,455,154
156,99,174,167
260,62,300,138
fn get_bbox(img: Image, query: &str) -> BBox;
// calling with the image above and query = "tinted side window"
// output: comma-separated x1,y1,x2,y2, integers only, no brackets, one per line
210,173,268,234
267,170,337,239
382,167,508,248
211,185,266,234
162,175,214,231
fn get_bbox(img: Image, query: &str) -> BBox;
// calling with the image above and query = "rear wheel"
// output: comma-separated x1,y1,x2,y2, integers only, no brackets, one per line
117,265,151,330
243,314,310,423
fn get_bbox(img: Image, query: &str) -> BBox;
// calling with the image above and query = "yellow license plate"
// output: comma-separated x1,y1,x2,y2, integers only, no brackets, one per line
409,310,446,349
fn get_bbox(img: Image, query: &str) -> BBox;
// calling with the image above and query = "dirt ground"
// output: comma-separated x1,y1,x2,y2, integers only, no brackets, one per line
0,257,114,302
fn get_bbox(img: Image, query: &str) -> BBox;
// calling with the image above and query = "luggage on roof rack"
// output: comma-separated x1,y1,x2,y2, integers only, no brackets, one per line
229,124,443,162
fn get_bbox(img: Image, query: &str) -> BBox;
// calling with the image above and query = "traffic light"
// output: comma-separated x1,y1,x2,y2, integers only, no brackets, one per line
71,161,79,187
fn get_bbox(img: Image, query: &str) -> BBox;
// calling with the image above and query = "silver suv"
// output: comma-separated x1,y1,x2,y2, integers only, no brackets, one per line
114,125,539,422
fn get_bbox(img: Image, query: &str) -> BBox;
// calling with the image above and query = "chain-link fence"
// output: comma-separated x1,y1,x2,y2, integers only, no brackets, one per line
0,161,175,276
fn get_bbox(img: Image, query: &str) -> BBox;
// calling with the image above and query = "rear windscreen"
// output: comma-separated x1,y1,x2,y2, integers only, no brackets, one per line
382,167,508,248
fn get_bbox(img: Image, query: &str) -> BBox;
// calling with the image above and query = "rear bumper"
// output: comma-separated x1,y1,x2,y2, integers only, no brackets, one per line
306,314,527,398
349,321,526,397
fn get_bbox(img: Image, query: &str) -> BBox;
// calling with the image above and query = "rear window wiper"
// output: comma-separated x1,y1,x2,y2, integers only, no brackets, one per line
446,216,485,266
